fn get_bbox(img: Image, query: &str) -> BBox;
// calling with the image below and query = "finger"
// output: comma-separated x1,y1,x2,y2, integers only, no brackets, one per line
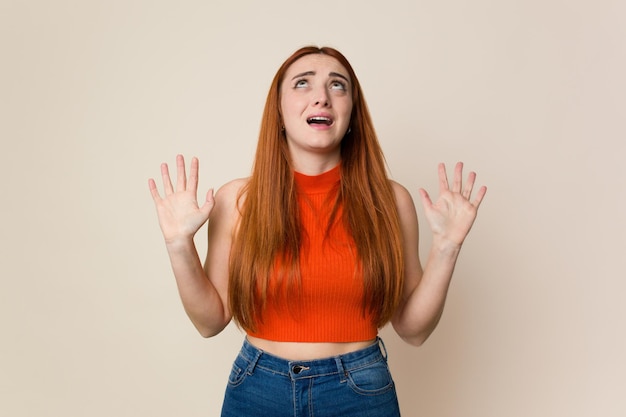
187,156,200,193
438,163,449,193
463,171,476,199
199,188,215,216
176,154,187,192
451,162,463,193
472,185,487,208
418,188,433,210
148,178,161,201
161,162,174,195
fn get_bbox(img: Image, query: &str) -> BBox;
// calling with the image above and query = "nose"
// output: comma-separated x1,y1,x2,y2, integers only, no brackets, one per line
312,87,330,107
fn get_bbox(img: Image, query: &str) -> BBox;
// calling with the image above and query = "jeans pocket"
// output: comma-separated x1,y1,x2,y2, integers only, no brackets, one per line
346,359,394,396
227,355,250,387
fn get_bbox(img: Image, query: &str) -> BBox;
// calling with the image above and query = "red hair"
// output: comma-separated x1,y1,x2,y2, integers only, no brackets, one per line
229,46,404,332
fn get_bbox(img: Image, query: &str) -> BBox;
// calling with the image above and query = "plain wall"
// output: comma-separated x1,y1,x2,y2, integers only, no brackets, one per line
1,0,624,416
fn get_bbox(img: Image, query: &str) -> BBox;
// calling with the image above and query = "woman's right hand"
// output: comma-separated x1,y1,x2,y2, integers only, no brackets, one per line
148,155,215,244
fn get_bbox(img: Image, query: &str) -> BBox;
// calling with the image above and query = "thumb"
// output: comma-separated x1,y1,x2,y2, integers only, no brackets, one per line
199,188,215,216
418,188,433,210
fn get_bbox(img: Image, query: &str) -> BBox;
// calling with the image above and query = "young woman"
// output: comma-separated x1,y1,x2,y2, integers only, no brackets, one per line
148,46,486,417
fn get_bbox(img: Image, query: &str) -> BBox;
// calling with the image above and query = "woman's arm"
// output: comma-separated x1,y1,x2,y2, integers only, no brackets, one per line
391,162,487,346
148,155,240,337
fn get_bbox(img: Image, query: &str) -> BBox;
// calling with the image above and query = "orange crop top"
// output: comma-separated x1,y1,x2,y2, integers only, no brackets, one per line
246,164,377,342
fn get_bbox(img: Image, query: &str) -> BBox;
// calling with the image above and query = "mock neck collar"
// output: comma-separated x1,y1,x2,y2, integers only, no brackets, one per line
293,164,341,194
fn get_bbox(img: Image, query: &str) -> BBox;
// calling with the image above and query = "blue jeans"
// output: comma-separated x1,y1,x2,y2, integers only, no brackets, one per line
221,337,401,417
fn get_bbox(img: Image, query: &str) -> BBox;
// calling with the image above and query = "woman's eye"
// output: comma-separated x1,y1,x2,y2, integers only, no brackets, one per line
330,81,346,91
295,79,308,88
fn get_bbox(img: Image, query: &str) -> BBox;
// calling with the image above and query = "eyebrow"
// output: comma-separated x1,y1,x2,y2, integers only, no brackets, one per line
291,71,351,84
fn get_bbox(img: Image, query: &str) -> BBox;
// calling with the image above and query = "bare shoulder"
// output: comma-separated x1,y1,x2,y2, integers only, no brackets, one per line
204,178,249,276
390,180,417,213
389,180,420,237
215,177,249,202
210,178,249,220
389,182,422,286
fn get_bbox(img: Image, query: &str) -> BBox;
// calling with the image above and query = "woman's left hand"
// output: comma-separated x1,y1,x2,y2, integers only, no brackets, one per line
418,162,487,247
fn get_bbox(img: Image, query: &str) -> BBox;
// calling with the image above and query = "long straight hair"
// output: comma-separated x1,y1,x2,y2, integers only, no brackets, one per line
228,46,404,332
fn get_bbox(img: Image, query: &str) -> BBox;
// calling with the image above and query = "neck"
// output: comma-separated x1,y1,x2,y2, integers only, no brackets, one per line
290,152,341,176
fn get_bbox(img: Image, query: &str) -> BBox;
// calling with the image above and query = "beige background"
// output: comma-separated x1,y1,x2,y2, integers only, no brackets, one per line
1,0,624,416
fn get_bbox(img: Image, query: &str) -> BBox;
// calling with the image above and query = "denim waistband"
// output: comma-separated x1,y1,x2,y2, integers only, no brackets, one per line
237,337,388,380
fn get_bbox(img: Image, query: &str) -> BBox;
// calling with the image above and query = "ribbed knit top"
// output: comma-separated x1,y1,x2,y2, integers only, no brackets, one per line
246,164,377,342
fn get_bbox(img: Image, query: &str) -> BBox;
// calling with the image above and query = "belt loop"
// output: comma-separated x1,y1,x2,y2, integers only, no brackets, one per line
378,337,388,361
246,346,263,376
334,356,347,383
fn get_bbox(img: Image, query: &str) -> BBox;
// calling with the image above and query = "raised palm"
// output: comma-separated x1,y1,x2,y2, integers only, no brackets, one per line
419,162,487,246
148,155,214,244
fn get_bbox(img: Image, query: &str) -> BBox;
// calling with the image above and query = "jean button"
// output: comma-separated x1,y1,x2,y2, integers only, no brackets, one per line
292,365,308,374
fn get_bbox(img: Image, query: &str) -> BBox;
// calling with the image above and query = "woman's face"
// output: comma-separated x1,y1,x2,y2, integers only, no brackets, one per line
280,54,353,167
